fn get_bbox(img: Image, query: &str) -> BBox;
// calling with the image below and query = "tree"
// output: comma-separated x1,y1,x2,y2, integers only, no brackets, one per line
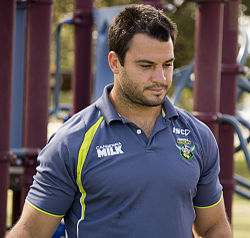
51,0,74,72
242,0,250,16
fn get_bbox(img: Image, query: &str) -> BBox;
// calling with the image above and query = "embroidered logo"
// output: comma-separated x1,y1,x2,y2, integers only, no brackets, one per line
96,142,124,158
173,127,191,136
176,138,195,160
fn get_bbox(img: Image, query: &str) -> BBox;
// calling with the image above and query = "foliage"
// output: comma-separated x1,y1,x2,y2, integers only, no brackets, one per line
241,0,250,16
94,0,140,8
165,0,196,68
51,0,249,74
51,0,196,71
51,0,74,72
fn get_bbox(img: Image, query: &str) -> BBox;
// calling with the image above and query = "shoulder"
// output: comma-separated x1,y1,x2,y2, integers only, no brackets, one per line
41,103,102,162
173,107,218,161
175,107,216,141
50,103,101,142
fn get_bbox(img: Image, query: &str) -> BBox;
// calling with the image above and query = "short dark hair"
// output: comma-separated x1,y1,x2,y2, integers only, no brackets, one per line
108,4,178,66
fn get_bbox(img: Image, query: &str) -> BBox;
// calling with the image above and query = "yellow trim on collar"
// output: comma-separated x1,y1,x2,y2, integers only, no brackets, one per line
161,108,166,118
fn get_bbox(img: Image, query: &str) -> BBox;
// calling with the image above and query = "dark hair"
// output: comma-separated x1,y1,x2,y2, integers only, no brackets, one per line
108,4,178,66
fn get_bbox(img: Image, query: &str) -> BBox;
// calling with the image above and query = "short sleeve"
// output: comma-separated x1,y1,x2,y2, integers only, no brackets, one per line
26,131,78,216
193,129,223,208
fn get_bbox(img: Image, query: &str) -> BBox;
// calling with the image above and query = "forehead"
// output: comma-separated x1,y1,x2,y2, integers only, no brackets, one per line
125,33,174,62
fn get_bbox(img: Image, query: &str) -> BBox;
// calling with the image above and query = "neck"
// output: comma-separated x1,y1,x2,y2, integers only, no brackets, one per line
109,89,162,138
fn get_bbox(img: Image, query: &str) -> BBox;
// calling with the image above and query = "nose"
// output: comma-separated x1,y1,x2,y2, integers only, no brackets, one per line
152,66,166,83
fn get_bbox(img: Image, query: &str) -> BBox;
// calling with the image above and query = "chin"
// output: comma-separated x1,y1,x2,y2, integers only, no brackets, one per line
144,100,165,107
150,96,166,105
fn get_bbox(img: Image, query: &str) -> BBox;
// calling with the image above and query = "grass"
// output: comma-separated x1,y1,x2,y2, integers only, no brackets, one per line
233,151,250,238
233,194,250,238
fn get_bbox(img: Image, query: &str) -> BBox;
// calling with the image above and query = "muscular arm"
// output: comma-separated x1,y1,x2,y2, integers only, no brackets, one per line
7,201,62,238
193,196,232,238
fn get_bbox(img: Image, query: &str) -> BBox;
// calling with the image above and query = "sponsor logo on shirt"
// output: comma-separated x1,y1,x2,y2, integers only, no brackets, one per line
173,127,191,136
96,142,124,158
176,138,195,160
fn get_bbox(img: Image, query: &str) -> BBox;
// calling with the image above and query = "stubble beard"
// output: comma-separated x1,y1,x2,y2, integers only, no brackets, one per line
118,74,169,108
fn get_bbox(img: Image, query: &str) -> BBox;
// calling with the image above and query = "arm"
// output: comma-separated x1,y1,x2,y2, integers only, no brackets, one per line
7,201,62,238
193,196,232,238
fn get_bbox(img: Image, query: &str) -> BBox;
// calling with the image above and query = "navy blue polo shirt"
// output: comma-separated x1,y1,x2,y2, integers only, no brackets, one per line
26,84,222,238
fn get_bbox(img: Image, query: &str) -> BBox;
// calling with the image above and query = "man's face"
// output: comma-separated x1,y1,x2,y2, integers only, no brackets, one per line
116,33,174,107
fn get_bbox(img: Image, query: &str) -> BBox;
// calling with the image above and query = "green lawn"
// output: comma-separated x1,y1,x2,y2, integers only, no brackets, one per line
233,152,250,238
233,194,250,238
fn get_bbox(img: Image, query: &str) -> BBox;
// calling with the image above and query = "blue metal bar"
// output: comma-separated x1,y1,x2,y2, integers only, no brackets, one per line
11,2,28,149
172,62,194,105
220,114,250,170
235,174,250,189
237,27,249,65
50,18,72,120
235,115,250,152
237,27,250,100
235,186,250,200
93,5,128,101
238,75,250,93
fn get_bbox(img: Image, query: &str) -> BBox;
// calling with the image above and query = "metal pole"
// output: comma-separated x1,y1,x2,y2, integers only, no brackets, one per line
22,0,53,204
219,0,240,221
11,2,28,149
192,0,224,138
72,0,93,113
23,0,53,149
0,0,15,236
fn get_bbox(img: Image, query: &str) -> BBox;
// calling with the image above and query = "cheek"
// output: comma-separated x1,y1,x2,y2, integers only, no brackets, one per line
165,70,173,83
127,67,148,84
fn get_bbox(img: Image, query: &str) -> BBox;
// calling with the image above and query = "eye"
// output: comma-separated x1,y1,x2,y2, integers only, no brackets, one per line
163,62,173,68
139,64,153,68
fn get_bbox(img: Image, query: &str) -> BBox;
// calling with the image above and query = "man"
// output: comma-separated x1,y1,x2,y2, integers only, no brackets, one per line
8,4,231,238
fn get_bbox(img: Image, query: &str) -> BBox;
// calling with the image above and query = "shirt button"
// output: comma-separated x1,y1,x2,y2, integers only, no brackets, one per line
137,129,142,135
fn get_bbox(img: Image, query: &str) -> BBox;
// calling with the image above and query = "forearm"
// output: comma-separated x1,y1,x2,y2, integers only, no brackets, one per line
194,222,232,238
6,223,33,238
6,202,62,238
194,197,232,238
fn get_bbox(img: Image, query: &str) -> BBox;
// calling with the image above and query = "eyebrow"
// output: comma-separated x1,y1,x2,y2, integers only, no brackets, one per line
135,58,175,64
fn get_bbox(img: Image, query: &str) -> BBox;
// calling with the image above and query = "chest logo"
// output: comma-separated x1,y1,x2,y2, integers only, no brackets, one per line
176,138,195,161
96,142,124,158
173,127,191,136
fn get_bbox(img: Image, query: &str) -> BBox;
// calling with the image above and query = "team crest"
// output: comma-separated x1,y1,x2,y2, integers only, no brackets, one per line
176,138,195,160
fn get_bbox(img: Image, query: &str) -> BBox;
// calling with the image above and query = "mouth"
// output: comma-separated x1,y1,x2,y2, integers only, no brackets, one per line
149,88,165,94
145,85,168,94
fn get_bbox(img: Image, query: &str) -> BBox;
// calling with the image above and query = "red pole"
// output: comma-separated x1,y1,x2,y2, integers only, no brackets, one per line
22,0,53,204
0,0,15,236
193,0,224,138
219,0,240,221
72,0,93,113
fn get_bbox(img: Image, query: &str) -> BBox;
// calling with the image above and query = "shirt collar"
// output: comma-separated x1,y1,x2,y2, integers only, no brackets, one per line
96,84,179,124
95,84,121,124
162,97,179,120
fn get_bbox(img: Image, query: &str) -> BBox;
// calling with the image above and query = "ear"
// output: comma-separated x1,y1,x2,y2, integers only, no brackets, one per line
108,51,120,74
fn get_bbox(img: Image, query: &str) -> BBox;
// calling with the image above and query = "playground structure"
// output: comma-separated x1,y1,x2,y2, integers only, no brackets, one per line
0,0,250,237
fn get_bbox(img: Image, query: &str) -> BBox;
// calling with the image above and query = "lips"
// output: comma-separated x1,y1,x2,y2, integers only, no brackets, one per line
149,87,165,93
145,85,168,94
